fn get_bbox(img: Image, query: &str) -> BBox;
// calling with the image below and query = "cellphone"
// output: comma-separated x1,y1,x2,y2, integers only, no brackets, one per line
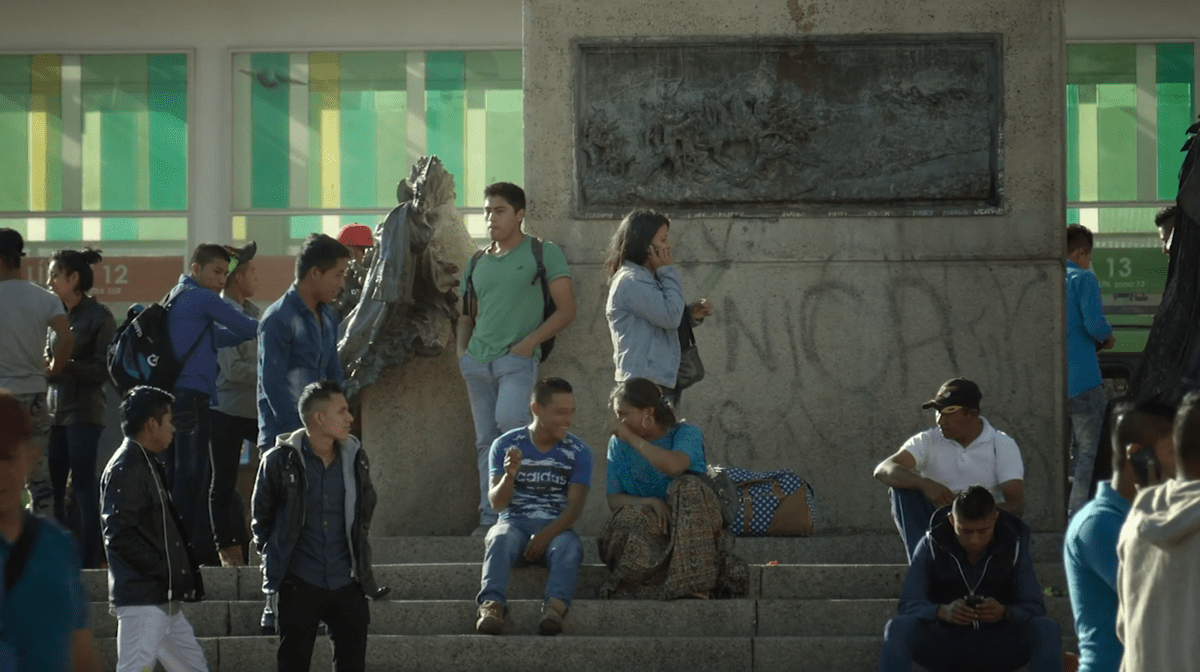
965,595,983,608
648,244,658,255
1129,449,1159,481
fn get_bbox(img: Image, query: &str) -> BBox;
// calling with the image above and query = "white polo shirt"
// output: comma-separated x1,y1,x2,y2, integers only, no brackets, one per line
901,418,1024,503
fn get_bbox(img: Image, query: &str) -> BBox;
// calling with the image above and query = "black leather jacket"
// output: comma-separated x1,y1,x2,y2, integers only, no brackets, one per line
47,295,116,426
100,438,205,607
251,429,385,598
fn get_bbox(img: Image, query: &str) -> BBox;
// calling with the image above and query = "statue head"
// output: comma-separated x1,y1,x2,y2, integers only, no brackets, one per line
400,156,457,210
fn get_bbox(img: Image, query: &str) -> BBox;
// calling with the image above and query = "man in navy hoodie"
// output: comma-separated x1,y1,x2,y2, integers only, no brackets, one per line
878,485,1061,672
164,244,259,564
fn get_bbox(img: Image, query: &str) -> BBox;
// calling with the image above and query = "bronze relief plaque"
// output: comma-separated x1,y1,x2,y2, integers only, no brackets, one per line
573,35,1004,218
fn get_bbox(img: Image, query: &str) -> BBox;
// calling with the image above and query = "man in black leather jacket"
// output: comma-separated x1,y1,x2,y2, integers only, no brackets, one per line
100,386,209,672
252,380,388,671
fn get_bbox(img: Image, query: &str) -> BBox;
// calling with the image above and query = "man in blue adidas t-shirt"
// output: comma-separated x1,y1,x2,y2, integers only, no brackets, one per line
475,377,592,637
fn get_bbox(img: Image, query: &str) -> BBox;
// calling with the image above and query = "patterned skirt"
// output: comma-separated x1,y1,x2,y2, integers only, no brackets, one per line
597,474,749,600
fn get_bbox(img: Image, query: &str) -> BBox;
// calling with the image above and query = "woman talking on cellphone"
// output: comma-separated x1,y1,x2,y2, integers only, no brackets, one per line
604,209,711,408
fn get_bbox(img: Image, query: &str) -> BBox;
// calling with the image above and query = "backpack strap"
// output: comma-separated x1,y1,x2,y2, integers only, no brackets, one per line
167,284,216,368
5,512,42,594
530,237,549,295
462,250,486,318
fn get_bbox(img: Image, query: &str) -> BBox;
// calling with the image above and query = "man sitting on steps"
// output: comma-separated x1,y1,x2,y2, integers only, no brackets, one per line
874,378,1025,562
475,377,592,636
878,485,1061,672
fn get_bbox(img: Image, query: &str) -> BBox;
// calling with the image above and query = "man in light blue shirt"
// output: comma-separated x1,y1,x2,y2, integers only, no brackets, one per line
1065,225,1115,517
1064,400,1175,672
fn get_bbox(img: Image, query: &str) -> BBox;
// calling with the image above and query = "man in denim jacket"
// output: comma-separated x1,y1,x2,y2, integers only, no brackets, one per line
257,234,350,451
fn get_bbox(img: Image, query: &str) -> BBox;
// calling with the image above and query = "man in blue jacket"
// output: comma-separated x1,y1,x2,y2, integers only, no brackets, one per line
878,485,1061,672
1065,400,1176,672
1065,225,1115,517
164,243,259,564
257,234,349,452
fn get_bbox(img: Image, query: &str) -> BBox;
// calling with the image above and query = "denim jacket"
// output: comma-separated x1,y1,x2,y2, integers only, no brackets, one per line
606,261,686,388
256,285,344,447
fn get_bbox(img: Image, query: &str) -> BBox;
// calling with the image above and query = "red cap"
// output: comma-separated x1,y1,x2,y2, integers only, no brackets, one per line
0,389,32,460
337,223,374,248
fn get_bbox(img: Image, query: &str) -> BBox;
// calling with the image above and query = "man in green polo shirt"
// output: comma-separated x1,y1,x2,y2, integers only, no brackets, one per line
457,182,576,536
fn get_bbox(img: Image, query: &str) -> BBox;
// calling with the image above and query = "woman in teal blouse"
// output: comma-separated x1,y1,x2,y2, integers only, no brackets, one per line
598,378,746,599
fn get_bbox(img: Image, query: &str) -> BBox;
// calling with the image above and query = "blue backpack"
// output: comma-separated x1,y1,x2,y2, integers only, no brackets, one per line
107,285,211,394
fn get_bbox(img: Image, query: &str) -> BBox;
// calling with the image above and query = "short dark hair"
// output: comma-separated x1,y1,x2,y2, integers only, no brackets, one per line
299,380,345,423
191,243,231,268
1111,400,1176,474
483,182,526,213
120,386,174,438
604,209,671,279
295,233,351,282
1173,390,1200,477
50,248,103,295
610,377,678,427
532,377,573,407
952,485,996,521
1155,205,1178,227
1066,224,1094,254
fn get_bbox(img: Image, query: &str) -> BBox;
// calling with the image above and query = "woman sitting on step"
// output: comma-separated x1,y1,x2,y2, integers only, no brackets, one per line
598,378,747,599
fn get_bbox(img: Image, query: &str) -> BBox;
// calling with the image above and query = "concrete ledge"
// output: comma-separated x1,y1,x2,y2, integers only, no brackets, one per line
760,563,1067,599
84,562,1067,603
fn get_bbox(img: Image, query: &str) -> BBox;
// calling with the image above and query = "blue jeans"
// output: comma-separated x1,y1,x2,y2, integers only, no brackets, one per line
879,615,1061,672
477,518,583,607
1067,384,1108,517
891,487,938,563
48,422,104,568
161,388,214,562
459,352,538,526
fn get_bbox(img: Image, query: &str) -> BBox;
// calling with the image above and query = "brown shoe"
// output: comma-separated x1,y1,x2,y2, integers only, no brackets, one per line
538,597,567,636
218,546,244,567
476,600,504,635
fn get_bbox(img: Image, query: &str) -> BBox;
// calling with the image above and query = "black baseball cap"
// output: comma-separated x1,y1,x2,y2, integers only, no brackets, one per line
921,378,982,410
0,228,26,259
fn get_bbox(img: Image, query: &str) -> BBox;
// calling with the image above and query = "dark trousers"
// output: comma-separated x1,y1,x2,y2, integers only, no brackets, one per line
277,576,370,672
890,487,938,563
209,410,254,550
162,388,215,563
48,422,104,568
879,615,1061,672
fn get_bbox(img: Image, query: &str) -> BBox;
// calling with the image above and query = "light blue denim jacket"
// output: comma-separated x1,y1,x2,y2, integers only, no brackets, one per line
606,261,686,388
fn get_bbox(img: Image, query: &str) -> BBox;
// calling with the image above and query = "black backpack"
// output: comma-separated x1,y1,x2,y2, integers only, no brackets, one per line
107,284,212,394
463,237,557,362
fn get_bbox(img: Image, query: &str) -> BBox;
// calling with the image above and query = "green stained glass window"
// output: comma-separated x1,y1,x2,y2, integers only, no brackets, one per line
0,53,188,225
232,49,523,223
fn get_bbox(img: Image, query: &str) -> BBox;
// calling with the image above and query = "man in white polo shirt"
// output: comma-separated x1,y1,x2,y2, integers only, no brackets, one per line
873,378,1026,562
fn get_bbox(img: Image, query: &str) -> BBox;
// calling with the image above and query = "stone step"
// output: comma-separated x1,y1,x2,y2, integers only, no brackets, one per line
355,532,1066,565
92,634,1078,672
82,562,1069,603
87,597,1076,638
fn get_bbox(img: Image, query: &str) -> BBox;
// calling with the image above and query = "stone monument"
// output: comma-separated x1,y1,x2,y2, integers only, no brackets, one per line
525,0,1066,534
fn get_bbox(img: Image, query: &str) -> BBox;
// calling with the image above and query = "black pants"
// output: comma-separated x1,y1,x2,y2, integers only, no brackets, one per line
277,576,370,672
209,410,255,549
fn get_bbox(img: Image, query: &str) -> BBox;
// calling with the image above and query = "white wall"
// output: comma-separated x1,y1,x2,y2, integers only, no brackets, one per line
1065,0,1200,41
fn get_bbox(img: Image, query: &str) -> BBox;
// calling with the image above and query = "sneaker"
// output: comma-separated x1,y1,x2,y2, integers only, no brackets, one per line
476,600,504,635
538,598,567,636
218,546,244,567
471,524,493,537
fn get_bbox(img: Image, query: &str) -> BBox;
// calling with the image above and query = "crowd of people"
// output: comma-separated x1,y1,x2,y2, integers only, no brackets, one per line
0,190,1197,672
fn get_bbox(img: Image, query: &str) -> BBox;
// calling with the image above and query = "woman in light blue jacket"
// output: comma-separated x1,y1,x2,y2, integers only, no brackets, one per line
604,209,710,406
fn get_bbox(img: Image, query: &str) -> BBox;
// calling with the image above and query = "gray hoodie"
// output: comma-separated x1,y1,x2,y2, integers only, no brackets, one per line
1116,478,1200,672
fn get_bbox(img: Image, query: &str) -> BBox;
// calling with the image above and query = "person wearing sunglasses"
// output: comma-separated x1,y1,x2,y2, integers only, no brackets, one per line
873,378,1026,563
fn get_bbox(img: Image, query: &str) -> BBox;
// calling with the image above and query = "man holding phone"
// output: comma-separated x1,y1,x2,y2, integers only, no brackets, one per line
1065,400,1176,672
878,486,1061,672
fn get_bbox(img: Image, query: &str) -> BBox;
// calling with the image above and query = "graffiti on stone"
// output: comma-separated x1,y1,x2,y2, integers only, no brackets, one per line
573,35,1004,217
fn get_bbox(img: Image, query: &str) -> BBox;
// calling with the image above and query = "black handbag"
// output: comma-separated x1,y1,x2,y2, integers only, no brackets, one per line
676,311,705,390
